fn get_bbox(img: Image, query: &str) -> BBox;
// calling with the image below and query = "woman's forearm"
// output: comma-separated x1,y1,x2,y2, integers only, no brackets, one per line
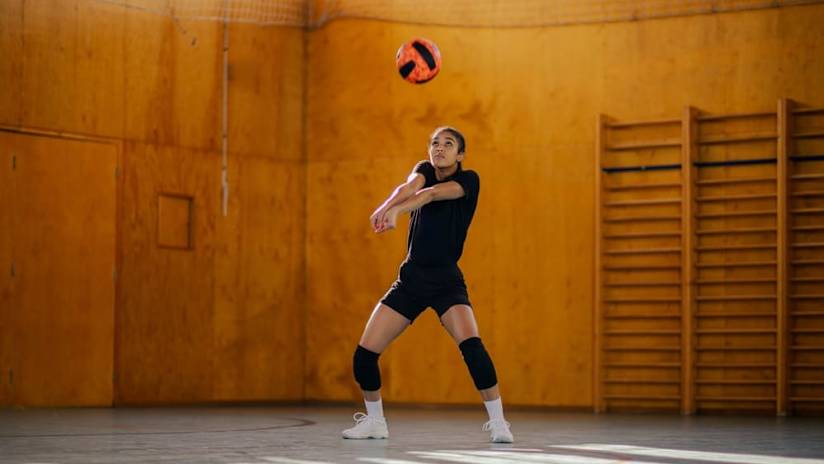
391,188,434,215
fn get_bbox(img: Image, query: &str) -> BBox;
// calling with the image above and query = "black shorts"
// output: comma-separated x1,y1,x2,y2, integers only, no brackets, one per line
380,261,472,322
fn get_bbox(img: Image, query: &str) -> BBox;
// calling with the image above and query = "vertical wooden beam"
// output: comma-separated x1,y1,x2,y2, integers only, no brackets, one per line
776,98,792,416
680,107,698,415
593,114,607,413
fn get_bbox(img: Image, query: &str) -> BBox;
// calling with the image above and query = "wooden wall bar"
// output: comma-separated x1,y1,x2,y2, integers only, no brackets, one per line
595,100,824,414
787,104,824,415
596,115,685,413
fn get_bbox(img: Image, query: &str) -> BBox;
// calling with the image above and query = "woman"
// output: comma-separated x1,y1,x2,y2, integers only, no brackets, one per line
342,126,513,443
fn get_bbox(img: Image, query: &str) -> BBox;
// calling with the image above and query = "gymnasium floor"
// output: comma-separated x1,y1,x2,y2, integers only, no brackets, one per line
1,405,823,463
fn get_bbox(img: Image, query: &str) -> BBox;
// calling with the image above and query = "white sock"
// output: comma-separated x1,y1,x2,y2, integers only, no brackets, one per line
484,397,505,422
365,398,384,418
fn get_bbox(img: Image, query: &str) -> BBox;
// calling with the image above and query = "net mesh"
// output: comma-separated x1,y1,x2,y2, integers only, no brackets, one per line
96,0,823,27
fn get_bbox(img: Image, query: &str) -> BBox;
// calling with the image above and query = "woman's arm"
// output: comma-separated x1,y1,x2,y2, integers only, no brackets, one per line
370,172,426,231
375,181,466,233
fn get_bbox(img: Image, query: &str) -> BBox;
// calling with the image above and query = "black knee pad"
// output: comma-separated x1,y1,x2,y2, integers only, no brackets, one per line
459,337,498,390
353,345,381,391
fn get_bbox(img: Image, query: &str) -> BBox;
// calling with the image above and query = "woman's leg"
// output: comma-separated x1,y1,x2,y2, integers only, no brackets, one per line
440,304,513,443
439,304,500,400
342,303,411,439
356,303,411,401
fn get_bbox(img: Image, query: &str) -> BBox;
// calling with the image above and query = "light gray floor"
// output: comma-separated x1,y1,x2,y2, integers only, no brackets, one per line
1,405,823,463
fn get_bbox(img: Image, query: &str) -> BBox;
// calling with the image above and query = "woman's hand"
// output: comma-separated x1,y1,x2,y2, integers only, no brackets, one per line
370,205,389,231
375,207,399,234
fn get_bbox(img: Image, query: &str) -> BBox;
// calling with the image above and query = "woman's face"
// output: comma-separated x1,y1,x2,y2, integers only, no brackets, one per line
428,130,464,169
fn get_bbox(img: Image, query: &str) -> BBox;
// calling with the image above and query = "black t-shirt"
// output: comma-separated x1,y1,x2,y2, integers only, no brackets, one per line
405,160,480,267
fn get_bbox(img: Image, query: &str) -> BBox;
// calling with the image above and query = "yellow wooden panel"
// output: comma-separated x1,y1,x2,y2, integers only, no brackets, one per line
0,0,23,126
19,0,77,132
19,0,124,136
116,142,219,404
212,156,305,401
123,12,221,150
3,132,116,407
228,24,305,161
0,133,17,404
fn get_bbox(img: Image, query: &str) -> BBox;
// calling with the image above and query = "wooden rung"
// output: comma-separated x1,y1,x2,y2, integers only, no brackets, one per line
791,294,824,299
606,182,681,191
698,134,777,145
605,281,681,287
696,194,775,202
697,312,775,318
697,278,775,284
606,198,681,207
696,396,775,402
604,378,680,384
696,210,776,219
792,226,824,232
793,130,824,139
696,244,776,252
697,227,776,235
791,191,824,197
792,259,824,265
604,395,681,400
604,346,681,352
790,380,824,385
604,231,681,239
792,243,824,249
695,328,776,334
792,107,824,115
790,173,824,180
791,346,824,351
605,313,681,319
697,345,776,351
605,297,681,303
792,277,824,283
608,118,681,128
792,363,824,368
792,208,824,215
697,111,774,121
697,176,775,186
792,311,824,316
604,215,682,223
605,329,681,335
607,363,681,368
698,363,775,368
606,140,681,151
696,295,776,301
789,397,824,402
696,380,776,385
604,264,681,270
790,174,824,180
605,247,681,255
791,328,824,333
696,260,776,268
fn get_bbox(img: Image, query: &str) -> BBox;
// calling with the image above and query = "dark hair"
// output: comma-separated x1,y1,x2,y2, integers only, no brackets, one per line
431,126,466,154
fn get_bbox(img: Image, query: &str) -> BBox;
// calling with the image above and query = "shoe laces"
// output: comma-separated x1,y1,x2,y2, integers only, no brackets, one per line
482,418,511,432
352,412,383,425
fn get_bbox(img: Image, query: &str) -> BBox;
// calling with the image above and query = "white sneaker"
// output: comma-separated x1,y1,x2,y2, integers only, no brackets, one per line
341,412,389,439
482,418,513,443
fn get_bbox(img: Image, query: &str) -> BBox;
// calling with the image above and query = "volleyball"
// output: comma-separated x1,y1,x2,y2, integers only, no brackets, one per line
395,38,441,84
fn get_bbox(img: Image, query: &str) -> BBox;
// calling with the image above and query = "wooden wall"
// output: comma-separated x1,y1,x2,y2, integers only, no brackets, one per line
304,5,824,408
1,0,823,412
0,0,306,406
